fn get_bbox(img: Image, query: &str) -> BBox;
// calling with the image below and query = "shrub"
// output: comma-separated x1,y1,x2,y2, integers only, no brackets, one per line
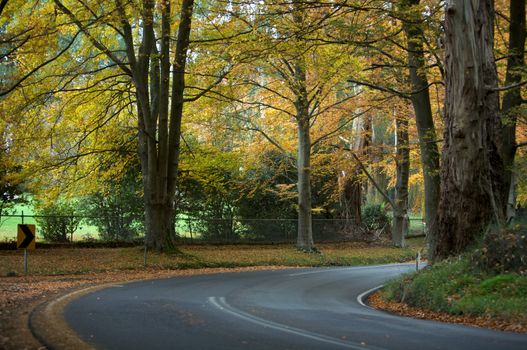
35,201,81,242
471,227,527,275
78,170,144,241
362,203,391,231
382,256,527,319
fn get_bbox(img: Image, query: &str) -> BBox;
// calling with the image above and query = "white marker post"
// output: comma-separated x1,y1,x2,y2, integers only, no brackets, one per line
416,250,421,271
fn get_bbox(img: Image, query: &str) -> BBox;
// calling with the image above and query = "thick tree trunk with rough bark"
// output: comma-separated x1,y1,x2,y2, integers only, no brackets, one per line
401,0,441,256
133,0,194,251
433,0,504,260
138,0,194,251
393,115,409,247
501,0,525,222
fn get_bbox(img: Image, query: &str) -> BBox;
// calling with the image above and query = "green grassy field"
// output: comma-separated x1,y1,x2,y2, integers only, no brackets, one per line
0,203,99,242
0,201,426,242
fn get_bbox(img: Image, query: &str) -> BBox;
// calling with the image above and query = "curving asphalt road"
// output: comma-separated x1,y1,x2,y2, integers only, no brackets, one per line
62,264,527,350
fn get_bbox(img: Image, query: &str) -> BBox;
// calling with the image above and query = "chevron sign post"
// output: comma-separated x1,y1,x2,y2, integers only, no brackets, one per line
17,224,36,274
17,224,36,250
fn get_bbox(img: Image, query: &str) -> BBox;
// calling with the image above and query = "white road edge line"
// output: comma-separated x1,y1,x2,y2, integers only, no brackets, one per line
208,296,385,350
356,285,384,310
288,263,412,276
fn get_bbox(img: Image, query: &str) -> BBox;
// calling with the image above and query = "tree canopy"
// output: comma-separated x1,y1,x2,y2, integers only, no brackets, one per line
0,0,525,256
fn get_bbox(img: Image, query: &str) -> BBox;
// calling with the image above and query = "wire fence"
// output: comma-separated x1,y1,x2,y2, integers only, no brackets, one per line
0,210,426,245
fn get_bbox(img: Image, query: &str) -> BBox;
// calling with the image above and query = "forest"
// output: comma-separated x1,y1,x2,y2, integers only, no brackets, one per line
0,0,525,262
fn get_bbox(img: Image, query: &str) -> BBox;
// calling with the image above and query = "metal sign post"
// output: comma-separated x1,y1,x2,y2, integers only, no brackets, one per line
17,220,36,275
24,249,28,274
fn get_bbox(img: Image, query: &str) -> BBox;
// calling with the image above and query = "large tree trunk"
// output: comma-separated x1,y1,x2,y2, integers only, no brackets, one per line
401,0,441,257
393,114,409,247
295,60,314,250
292,1,314,251
433,0,504,260
297,117,314,250
39,0,195,251
339,115,370,235
136,0,194,251
144,203,175,251
339,173,362,226
501,0,525,222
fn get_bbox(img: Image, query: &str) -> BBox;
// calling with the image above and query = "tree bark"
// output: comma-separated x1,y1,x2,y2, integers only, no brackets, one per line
135,0,194,251
339,115,370,234
292,1,314,251
501,0,525,222
401,0,441,257
433,0,504,260
339,173,362,226
295,57,314,250
297,117,314,250
393,114,409,247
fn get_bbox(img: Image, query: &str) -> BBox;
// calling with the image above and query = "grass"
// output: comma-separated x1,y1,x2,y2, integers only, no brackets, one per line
0,202,100,242
381,255,527,322
0,237,424,276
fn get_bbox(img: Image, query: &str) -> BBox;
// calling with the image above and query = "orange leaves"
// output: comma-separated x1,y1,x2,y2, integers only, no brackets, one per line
370,291,527,333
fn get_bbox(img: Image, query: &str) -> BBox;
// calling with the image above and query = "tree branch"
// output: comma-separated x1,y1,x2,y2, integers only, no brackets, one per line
0,0,8,17
493,80,527,92
54,0,132,76
0,30,82,97
337,139,395,208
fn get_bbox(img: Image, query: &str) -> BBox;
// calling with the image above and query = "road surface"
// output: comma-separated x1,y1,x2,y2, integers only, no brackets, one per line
63,264,527,349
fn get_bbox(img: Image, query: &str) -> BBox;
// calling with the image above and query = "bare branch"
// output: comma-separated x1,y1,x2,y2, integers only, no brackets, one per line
338,140,395,208
493,80,527,92
183,68,232,103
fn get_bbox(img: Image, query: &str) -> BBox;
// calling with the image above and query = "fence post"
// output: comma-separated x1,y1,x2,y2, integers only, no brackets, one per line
416,250,421,271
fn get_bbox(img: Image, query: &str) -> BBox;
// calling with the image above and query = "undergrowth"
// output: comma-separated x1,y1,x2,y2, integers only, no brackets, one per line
381,229,527,322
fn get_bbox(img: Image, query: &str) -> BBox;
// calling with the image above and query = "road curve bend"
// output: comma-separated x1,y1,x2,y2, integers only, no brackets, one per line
58,264,527,350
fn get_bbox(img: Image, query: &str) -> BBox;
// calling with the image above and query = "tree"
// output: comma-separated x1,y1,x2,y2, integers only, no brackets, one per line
400,0,441,252
341,0,443,247
393,109,410,247
47,0,197,251
500,0,526,221
35,200,81,242
203,0,367,250
432,0,504,260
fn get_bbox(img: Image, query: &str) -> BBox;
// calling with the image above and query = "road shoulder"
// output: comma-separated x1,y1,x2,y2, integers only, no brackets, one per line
368,291,527,333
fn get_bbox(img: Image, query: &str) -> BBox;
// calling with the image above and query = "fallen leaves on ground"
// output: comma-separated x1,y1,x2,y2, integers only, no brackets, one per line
0,241,425,349
0,240,423,276
368,291,527,333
